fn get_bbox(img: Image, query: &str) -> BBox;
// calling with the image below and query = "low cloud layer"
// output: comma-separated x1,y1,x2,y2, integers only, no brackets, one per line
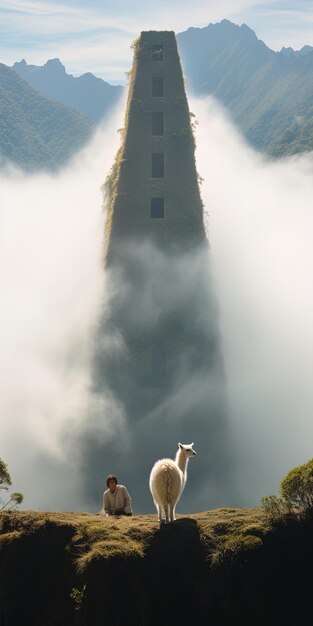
194,96,313,504
2,94,313,513
84,237,234,514
0,102,125,510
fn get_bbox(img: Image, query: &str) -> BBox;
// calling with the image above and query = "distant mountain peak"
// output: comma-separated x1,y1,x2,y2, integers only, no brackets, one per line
219,19,255,34
12,59,37,75
279,44,313,58
219,18,236,28
280,46,295,57
240,22,259,39
11,56,123,124
179,19,261,50
43,58,66,75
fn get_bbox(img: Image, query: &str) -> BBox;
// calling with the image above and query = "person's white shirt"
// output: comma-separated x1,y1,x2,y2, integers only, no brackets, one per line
102,484,132,516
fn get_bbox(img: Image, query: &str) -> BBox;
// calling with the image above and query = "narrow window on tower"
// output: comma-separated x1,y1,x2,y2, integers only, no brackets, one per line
152,44,164,61
150,197,164,219
152,76,164,97
151,153,164,178
152,112,164,136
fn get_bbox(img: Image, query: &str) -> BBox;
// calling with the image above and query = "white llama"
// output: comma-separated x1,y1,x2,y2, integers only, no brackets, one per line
149,442,196,525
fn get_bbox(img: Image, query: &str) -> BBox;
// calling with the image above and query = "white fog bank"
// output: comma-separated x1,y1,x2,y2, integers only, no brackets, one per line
0,101,125,511
2,92,313,511
193,96,313,504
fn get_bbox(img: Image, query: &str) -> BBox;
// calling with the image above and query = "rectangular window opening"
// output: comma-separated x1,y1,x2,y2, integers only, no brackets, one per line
152,44,164,61
150,197,164,219
152,76,164,97
151,153,164,178
152,112,164,136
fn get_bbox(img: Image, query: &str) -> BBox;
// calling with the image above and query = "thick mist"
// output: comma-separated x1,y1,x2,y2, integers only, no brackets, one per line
0,101,125,511
85,236,235,514
193,96,313,505
2,93,313,512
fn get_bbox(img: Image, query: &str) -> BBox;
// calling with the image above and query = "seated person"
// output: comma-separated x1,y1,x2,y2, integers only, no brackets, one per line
102,473,133,516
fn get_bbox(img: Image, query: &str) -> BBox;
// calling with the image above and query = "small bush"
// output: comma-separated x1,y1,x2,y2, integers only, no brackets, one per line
260,495,290,520
0,458,23,510
280,459,313,511
262,459,313,519
0,459,11,488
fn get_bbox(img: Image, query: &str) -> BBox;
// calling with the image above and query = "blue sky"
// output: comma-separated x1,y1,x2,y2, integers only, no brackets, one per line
0,0,313,83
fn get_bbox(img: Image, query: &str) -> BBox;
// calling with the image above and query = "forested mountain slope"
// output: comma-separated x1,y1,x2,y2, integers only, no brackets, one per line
177,20,313,156
0,63,94,171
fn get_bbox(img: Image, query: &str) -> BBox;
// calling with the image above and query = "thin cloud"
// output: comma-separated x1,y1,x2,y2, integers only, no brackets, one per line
243,4,313,49
9,34,132,83
0,0,75,15
2,0,312,81
0,0,274,36
0,0,138,34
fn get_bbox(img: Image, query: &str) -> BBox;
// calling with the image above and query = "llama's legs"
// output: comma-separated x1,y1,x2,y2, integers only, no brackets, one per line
169,505,174,523
164,503,169,524
171,506,176,522
157,504,162,522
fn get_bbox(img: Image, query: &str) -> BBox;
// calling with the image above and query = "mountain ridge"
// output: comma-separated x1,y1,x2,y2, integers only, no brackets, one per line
177,19,313,156
2,19,313,171
12,57,123,123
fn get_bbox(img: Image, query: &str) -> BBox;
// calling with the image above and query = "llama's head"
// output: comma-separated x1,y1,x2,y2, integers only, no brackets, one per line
178,442,196,457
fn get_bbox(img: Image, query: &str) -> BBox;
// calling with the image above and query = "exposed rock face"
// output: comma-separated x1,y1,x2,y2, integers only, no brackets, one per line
84,32,235,513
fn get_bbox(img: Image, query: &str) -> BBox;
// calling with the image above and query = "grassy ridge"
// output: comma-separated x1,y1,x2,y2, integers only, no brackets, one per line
1,506,300,625
0,507,269,565
2,505,313,625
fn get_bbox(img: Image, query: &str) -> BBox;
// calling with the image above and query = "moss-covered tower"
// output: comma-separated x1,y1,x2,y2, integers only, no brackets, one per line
87,31,234,513
105,30,206,258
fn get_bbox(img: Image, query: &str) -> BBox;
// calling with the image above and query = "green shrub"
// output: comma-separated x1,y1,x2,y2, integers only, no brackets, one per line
260,495,290,520
262,459,313,519
0,459,11,488
280,459,313,511
0,458,23,510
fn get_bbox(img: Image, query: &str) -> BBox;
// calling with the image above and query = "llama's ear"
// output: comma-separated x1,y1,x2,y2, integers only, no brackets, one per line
191,442,194,447
178,442,183,449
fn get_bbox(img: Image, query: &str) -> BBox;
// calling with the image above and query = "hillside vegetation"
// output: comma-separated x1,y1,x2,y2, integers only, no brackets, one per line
177,19,313,157
0,63,94,171
1,506,313,625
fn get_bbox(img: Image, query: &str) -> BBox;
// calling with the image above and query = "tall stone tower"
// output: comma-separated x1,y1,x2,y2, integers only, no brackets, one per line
87,31,235,513
104,31,206,257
